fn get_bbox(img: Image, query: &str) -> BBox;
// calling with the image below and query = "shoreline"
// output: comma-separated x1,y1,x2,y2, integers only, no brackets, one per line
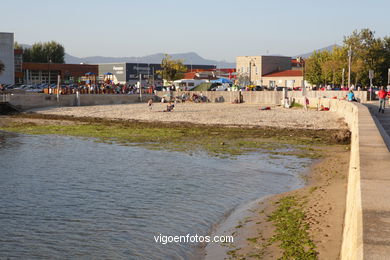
203,145,349,259
0,108,350,259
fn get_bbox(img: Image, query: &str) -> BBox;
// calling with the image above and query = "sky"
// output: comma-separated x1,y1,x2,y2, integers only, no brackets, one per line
1,0,389,62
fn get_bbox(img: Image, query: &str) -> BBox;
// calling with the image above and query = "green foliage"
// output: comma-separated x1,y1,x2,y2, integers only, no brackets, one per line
291,102,303,109
192,82,217,91
306,29,390,86
236,73,250,87
22,41,65,63
156,54,187,81
14,41,22,50
305,51,326,86
269,196,318,259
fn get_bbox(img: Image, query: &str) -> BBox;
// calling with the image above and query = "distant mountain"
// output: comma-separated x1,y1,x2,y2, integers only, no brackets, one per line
65,52,235,68
294,44,341,59
20,43,341,68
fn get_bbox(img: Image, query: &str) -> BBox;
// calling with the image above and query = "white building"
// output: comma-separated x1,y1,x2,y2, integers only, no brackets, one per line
0,32,15,84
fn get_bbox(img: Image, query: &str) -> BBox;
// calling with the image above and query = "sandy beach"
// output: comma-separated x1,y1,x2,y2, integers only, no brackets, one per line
204,145,349,259
31,103,346,130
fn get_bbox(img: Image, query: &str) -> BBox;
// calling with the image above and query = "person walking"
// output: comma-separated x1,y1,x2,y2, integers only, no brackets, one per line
378,86,388,114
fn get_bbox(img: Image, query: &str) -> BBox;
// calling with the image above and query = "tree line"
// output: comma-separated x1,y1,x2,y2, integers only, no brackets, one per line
305,29,390,87
15,41,65,64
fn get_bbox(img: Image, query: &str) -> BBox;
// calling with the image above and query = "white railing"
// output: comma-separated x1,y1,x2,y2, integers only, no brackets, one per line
1,94,11,103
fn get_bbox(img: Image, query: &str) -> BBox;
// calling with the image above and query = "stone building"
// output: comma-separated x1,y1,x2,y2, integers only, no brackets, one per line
0,32,15,84
236,55,304,88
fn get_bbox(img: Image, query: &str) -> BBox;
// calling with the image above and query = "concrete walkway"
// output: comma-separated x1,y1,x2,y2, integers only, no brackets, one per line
376,110,390,136
365,102,390,150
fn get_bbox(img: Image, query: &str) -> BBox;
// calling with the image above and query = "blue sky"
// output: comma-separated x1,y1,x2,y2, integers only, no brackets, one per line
1,0,389,62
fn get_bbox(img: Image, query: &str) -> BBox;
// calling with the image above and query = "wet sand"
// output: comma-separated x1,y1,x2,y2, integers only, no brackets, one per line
204,145,349,259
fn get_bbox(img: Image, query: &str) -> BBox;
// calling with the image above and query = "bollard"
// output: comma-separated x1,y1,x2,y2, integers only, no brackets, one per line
76,91,80,106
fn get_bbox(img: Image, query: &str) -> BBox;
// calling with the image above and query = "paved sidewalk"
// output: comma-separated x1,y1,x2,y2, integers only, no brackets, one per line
365,102,390,150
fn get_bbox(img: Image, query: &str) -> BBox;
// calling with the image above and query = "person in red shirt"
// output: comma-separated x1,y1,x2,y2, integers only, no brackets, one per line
378,86,388,113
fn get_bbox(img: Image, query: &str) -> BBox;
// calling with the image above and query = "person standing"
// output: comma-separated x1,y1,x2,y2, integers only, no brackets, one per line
378,86,388,114
148,98,153,110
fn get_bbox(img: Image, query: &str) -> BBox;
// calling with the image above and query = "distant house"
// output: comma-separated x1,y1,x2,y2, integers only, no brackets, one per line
262,70,303,88
236,55,306,88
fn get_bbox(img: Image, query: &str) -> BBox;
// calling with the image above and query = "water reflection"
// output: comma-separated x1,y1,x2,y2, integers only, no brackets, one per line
0,132,309,259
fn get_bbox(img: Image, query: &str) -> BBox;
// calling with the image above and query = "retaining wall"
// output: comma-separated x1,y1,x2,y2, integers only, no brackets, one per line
156,91,241,103
296,97,390,259
156,90,368,104
6,93,156,110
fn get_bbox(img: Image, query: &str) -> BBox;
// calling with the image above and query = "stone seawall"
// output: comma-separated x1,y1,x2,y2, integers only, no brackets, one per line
156,90,368,104
296,98,390,259
5,93,157,110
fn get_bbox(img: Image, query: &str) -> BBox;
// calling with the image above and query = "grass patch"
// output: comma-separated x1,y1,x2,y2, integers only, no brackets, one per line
268,196,318,259
309,186,318,194
292,102,304,109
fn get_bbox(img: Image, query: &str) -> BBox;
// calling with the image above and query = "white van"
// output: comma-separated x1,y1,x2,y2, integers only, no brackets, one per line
173,79,209,90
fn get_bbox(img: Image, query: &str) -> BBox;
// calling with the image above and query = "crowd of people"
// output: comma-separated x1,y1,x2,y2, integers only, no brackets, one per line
55,83,156,95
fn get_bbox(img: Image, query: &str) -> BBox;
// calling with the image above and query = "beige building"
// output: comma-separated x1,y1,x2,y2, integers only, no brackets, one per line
236,55,291,85
262,70,303,88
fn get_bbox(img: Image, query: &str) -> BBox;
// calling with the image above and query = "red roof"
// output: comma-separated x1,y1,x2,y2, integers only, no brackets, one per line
291,58,305,65
263,70,303,77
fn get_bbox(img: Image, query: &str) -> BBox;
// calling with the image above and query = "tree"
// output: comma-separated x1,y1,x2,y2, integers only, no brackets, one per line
305,51,324,86
383,37,390,84
306,29,390,87
22,41,65,63
14,41,22,50
156,54,187,81
344,29,387,86
236,73,250,87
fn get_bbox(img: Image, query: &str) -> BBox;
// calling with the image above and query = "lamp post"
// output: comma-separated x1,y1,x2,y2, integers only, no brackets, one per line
248,58,256,86
347,46,352,90
139,73,142,102
388,68,390,86
369,69,374,101
248,60,252,85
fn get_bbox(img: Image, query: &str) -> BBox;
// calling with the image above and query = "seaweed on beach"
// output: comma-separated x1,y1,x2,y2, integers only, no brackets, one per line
268,196,318,259
0,113,350,158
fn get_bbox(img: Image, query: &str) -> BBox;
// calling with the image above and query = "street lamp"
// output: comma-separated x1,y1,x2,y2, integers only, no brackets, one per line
249,59,256,85
388,68,390,86
347,46,352,90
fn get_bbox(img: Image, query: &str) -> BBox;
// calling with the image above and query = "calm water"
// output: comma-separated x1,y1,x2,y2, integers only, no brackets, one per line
0,132,309,260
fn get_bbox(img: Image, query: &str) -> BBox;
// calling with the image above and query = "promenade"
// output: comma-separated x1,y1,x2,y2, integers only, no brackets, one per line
374,107,390,148
292,98,390,259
